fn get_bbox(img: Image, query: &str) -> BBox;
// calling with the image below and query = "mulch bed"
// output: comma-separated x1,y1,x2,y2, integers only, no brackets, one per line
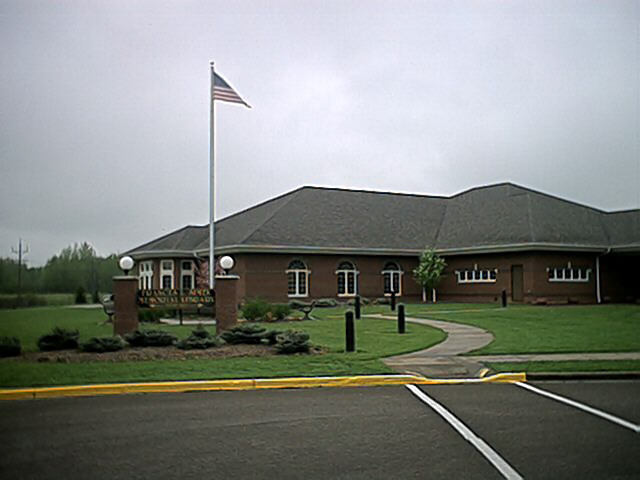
11,345,277,363
4,344,325,363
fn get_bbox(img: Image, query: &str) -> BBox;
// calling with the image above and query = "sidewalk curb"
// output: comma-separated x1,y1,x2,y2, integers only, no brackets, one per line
0,372,526,401
526,371,640,381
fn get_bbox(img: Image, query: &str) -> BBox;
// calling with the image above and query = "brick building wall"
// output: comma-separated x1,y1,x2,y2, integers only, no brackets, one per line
139,251,639,305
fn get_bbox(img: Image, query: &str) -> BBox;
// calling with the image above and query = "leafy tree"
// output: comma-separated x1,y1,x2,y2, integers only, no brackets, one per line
413,248,446,302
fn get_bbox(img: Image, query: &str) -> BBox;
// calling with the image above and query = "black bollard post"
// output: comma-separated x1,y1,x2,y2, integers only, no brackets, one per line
391,290,396,311
345,311,355,352
501,289,507,308
398,304,405,334
355,295,361,320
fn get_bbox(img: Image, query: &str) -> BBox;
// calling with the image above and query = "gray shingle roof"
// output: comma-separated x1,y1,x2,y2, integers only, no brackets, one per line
126,182,639,257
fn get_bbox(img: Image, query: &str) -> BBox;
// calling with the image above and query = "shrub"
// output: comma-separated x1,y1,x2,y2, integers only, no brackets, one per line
0,294,47,309
373,297,391,305
220,323,268,344
176,328,224,350
315,298,338,308
139,309,161,323
38,327,79,351
261,329,283,345
124,329,177,347
241,298,271,321
0,336,21,357
81,335,126,353
92,291,100,304
75,287,87,304
288,299,312,310
271,304,292,321
274,330,310,354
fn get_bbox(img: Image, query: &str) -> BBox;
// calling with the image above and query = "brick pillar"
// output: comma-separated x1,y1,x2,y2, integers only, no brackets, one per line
113,276,139,336
215,274,239,334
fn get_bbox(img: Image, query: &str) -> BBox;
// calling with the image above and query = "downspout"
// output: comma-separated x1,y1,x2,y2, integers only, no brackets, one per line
596,248,611,304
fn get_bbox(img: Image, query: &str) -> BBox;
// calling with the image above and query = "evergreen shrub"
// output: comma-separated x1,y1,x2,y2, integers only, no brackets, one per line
0,336,21,357
38,327,80,351
75,287,87,304
81,335,126,353
220,323,268,344
124,329,177,347
176,325,224,350
274,330,310,354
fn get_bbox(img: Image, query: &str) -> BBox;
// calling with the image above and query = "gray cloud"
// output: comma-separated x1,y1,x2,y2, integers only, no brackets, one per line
1,0,638,265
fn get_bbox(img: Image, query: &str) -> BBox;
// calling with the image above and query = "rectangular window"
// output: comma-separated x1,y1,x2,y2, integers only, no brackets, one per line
298,272,307,295
181,275,192,290
548,265,591,283
288,272,297,295
337,273,346,295
160,260,174,289
456,268,497,284
138,261,154,290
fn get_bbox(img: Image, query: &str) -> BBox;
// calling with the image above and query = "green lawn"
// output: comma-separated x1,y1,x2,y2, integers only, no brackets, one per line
489,360,640,373
403,304,640,355
0,306,445,388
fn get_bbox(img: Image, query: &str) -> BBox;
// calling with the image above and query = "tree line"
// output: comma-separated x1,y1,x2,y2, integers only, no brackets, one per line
0,242,120,294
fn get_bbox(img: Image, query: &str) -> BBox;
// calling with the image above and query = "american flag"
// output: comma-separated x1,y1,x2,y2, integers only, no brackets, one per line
213,72,251,108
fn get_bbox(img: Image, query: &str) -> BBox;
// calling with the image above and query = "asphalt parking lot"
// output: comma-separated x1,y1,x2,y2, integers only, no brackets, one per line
0,381,638,479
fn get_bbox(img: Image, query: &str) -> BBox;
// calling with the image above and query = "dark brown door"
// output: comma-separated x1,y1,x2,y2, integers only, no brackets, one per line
511,265,524,302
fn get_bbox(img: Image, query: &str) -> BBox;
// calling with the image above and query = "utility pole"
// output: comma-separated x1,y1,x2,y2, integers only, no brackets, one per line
11,239,29,297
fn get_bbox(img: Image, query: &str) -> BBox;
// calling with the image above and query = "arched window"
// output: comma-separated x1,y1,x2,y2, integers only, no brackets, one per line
336,261,358,296
382,261,403,296
286,260,309,297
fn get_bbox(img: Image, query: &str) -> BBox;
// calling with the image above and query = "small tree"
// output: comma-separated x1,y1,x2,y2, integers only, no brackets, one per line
413,248,446,303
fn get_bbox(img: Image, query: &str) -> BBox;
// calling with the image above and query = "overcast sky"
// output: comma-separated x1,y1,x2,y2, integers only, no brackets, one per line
1,0,638,266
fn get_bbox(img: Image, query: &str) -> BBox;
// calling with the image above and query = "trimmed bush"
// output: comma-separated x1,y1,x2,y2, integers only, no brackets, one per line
220,323,268,344
38,327,79,351
241,298,271,321
274,330,310,354
0,336,21,357
81,335,126,353
124,329,177,347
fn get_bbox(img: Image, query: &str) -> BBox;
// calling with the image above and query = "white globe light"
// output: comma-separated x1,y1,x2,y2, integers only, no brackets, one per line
219,256,234,270
119,256,135,272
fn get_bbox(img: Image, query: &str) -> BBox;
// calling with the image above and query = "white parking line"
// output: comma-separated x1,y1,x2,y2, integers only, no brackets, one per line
405,384,523,480
515,382,640,434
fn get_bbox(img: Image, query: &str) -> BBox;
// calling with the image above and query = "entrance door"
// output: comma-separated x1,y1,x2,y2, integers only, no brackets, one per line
511,265,524,302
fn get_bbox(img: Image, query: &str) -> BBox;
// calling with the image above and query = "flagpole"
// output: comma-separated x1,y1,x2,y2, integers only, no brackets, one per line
209,61,216,289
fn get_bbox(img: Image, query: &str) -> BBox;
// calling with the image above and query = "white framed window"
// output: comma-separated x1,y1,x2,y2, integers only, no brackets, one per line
382,261,403,296
547,262,591,283
286,260,309,297
138,261,154,290
336,261,358,297
456,264,498,284
160,259,174,289
180,260,194,290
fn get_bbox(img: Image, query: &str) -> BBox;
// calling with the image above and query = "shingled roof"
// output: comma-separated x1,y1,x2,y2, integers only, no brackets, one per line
126,182,639,258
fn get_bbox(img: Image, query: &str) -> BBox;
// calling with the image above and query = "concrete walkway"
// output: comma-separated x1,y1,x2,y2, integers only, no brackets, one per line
370,314,494,378
373,314,640,378
468,352,640,363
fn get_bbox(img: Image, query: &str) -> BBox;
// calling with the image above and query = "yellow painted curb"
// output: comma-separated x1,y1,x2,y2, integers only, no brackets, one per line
0,372,526,401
